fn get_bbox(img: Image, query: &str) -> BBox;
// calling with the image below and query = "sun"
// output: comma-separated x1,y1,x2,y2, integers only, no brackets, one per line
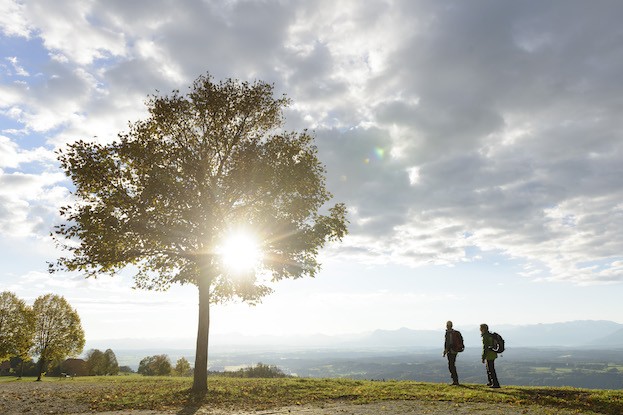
218,231,263,273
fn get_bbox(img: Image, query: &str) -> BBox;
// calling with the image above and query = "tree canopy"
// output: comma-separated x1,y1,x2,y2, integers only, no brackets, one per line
0,291,34,362
31,294,85,381
138,354,172,376
174,357,192,377
85,348,119,376
52,73,348,392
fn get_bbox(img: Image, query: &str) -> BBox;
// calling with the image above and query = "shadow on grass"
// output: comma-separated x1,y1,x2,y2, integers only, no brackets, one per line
174,390,206,415
99,379,622,415
513,387,620,415
461,385,622,415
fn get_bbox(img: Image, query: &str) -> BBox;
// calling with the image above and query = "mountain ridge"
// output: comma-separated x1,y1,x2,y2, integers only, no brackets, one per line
87,319,623,350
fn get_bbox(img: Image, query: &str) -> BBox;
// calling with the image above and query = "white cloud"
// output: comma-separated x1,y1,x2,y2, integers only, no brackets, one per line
6,56,29,76
0,135,20,167
0,151,67,236
1,0,623,288
21,0,127,65
0,135,56,167
1,173,68,239
304,1,623,285
0,0,32,37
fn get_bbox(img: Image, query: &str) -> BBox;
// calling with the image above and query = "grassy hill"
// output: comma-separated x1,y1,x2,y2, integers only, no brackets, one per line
1,375,622,414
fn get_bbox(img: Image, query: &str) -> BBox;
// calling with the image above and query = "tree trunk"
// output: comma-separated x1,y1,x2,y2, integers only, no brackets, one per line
192,275,211,393
36,357,45,381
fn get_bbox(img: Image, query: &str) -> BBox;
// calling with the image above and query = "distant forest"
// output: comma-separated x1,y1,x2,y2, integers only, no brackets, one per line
5,345,620,390
205,347,623,390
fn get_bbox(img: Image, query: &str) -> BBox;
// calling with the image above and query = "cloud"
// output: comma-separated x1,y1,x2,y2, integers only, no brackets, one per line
0,0,32,37
19,0,127,65
0,137,67,237
2,0,623,285
309,1,623,283
5,57,29,76
0,135,56,166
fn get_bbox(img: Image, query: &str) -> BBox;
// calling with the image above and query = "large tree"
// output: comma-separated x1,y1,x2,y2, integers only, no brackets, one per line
31,294,85,381
0,291,35,363
51,73,348,393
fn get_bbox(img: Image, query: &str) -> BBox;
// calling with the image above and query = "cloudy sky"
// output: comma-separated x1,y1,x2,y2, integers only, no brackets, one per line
1,0,623,348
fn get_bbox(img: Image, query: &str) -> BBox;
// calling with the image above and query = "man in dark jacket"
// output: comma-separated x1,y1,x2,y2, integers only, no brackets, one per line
443,320,460,385
480,323,500,388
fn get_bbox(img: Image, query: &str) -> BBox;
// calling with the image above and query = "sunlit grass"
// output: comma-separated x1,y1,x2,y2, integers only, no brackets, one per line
3,375,623,414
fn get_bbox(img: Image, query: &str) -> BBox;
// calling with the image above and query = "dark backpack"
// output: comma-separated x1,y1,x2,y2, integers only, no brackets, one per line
490,332,505,353
452,330,465,352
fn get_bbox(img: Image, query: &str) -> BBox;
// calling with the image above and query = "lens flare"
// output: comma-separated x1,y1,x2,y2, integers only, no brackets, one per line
374,147,385,159
218,231,262,273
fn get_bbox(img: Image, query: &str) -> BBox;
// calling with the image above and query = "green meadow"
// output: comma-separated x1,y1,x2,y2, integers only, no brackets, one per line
2,375,622,414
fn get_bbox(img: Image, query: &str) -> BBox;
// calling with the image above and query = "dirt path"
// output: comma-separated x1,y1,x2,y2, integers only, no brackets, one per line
62,401,599,415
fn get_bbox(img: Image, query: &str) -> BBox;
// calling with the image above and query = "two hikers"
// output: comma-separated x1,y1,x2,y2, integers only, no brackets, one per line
442,321,501,388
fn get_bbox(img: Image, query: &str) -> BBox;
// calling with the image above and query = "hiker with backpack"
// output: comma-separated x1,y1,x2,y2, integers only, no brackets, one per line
443,320,463,386
480,323,501,388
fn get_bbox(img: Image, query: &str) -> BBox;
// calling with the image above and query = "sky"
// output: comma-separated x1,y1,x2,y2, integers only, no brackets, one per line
1,0,623,349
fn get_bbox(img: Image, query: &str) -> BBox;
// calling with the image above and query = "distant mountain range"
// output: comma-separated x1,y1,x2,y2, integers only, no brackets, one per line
496,320,623,348
87,320,623,352
327,320,623,349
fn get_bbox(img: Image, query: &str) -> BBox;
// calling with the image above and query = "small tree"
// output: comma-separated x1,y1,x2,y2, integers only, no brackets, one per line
85,349,105,375
85,349,118,375
174,357,192,377
51,73,348,393
31,294,85,381
0,291,35,365
138,354,172,376
103,348,119,375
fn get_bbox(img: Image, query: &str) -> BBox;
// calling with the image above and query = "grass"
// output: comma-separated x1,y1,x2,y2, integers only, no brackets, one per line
2,375,623,414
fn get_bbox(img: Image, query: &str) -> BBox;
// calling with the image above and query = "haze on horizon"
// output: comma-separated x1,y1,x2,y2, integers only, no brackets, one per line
1,0,623,347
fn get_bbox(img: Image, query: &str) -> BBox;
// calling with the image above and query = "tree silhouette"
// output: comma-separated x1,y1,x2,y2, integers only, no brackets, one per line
51,73,348,393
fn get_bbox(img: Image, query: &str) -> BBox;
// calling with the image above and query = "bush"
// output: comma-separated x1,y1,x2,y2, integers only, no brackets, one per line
119,365,134,374
219,362,289,378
